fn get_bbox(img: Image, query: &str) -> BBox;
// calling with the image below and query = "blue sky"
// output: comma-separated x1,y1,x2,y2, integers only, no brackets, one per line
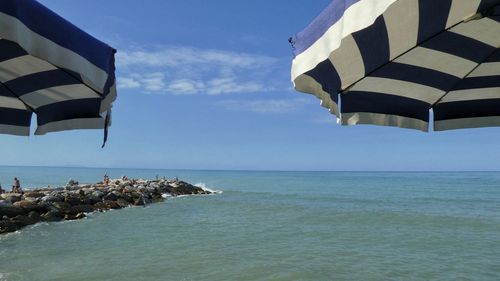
1,0,499,171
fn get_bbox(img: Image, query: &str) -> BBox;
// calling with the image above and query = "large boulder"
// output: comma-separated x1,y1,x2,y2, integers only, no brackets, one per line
151,195,164,203
28,211,41,220
13,201,48,213
169,181,205,195
9,215,37,229
23,191,46,198
41,194,63,203
0,204,25,218
64,195,81,206
64,212,86,220
102,192,119,201
81,195,102,205
2,194,22,204
91,190,104,198
93,200,121,211
52,202,71,214
0,219,18,234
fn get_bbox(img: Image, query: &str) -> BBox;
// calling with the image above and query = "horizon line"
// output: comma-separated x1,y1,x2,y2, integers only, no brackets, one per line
0,164,499,173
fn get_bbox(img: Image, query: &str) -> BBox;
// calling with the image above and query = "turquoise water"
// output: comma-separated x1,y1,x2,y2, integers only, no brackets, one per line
1,168,500,280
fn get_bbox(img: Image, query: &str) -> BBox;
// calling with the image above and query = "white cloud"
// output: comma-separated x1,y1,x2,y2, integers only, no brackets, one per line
117,47,276,69
217,98,312,114
141,72,166,91
116,46,288,95
118,77,141,89
207,77,266,95
166,79,205,95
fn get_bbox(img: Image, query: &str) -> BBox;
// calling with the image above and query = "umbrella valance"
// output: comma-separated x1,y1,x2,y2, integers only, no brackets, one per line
291,0,500,131
0,0,116,143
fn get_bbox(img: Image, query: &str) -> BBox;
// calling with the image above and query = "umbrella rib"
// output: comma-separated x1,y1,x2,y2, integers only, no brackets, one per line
57,67,104,98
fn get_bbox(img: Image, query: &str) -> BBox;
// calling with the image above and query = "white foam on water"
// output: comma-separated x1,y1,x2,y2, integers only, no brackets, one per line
194,182,223,194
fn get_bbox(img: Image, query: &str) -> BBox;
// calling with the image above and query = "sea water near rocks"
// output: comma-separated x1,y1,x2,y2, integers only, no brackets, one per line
1,167,499,281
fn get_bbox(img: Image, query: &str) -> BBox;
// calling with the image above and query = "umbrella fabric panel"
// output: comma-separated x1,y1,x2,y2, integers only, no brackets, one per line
340,13,500,131
291,0,399,117
0,84,31,136
292,0,500,131
434,48,500,130
0,38,104,135
0,0,117,138
0,0,115,98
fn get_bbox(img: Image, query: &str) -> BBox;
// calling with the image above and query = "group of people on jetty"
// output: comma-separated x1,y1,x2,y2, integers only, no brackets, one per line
0,177,22,194
0,174,179,194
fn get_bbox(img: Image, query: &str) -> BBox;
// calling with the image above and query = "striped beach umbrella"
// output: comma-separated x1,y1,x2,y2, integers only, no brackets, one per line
291,0,500,131
0,0,116,145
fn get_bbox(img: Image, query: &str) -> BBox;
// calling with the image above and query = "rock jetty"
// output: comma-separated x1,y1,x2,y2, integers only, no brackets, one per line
0,178,212,235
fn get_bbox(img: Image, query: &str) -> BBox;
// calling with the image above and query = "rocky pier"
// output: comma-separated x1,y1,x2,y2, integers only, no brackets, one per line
0,178,212,235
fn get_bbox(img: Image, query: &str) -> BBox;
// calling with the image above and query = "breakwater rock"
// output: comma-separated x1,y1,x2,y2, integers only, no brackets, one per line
0,178,212,234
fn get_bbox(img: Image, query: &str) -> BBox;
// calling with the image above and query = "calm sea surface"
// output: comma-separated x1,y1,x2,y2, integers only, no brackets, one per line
1,167,499,281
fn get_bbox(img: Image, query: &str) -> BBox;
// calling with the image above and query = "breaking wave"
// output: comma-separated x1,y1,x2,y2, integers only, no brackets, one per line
194,182,223,194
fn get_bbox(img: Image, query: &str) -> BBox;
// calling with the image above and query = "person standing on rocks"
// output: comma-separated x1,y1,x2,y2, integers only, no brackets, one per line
103,174,110,186
12,177,21,193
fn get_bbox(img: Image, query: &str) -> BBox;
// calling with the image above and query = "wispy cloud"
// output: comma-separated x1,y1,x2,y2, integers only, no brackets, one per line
116,46,289,95
217,98,312,114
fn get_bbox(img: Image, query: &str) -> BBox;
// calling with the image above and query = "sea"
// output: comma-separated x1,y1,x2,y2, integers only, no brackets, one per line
0,167,499,281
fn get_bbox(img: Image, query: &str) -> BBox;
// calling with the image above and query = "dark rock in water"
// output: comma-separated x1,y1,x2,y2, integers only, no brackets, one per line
170,181,205,195
93,200,121,210
142,195,152,205
0,219,18,234
133,197,145,206
68,205,94,215
75,213,86,220
116,199,130,208
0,204,24,218
64,212,86,220
28,211,41,220
10,215,37,228
151,195,164,203
105,200,121,209
41,210,63,222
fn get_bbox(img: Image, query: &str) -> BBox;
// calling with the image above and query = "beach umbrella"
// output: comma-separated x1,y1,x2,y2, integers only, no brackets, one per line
0,0,116,146
290,0,500,131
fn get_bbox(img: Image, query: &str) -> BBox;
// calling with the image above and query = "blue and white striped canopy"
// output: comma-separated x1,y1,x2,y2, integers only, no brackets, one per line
0,0,116,142
291,0,500,131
